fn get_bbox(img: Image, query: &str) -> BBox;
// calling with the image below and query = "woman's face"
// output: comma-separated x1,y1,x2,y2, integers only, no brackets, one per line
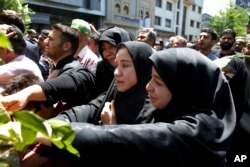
101,41,117,67
114,47,137,92
146,66,172,109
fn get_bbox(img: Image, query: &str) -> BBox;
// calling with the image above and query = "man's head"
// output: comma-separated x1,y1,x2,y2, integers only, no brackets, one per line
0,10,25,33
0,24,26,63
1,73,42,112
172,35,187,48
198,28,218,50
137,27,156,47
220,29,236,51
37,29,51,53
44,23,79,63
234,36,246,53
70,19,91,45
71,19,91,36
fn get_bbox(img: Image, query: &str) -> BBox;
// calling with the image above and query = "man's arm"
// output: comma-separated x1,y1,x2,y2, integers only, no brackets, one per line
0,84,45,112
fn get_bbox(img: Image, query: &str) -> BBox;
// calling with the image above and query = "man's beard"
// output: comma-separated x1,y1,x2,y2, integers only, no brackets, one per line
220,42,234,50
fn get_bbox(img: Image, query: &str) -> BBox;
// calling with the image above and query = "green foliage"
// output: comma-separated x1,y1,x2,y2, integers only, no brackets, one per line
0,32,13,52
211,0,249,37
0,32,14,65
0,0,35,31
0,107,80,157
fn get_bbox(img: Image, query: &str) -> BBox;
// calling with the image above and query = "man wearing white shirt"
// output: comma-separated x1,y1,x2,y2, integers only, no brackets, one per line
0,24,43,92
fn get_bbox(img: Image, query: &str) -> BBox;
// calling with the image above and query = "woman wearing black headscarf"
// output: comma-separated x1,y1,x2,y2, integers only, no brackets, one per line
23,48,236,167
217,57,250,166
52,41,155,124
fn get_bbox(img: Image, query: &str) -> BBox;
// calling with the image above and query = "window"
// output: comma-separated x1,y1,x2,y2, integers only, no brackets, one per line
176,11,179,25
166,2,172,11
198,6,202,14
165,19,171,28
156,0,162,8
155,16,161,26
192,5,195,11
177,0,180,9
190,20,194,27
123,5,129,15
196,22,200,28
115,3,121,13
145,11,150,18
175,27,179,35
140,10,143,18
189,35,193,42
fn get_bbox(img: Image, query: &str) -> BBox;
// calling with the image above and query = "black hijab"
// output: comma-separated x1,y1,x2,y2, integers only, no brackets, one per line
98,26,133,70
149,48,236,124
114,41,154,124
94,41,154,124
224,58,250,122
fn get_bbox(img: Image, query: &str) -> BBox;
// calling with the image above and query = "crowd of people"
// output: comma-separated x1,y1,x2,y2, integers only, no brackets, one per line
0,9,250,167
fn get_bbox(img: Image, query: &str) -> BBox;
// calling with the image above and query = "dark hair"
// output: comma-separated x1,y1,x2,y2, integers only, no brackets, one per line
137,28,156,41
6,26,27,55
0,10,25,33
1,73,41,112
40,29,51,38
201,28,218,41
221,29,236,38
52,23,79,55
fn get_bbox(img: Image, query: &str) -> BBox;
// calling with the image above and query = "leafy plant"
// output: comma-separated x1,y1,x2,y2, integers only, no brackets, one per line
0,107,79,155
0,103,80,165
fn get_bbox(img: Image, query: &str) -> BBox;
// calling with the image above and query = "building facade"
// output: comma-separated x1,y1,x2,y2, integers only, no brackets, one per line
154,0,203,43
104,0,154,37
25,0,203,43
25,0,105,32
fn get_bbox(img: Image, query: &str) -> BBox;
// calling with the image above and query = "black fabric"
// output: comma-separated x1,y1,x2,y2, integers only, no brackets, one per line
50,48,236,166
224,58,250,122
40,68,96,107
43,55,81,106
224,58,250,167
49,55,79,76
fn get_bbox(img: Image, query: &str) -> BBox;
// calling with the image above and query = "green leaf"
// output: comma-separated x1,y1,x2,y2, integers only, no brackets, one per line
12,111,48,136
0,162,8,167
0,33,13,51
48,119,80,157
11,125,37,151
0,110,79,157
20,125,37,147
0,111,11,125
